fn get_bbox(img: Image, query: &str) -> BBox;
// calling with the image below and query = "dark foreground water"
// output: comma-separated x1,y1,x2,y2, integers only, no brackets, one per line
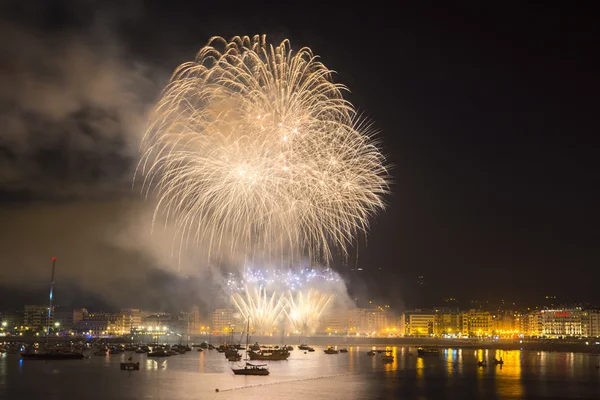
2,346,599,399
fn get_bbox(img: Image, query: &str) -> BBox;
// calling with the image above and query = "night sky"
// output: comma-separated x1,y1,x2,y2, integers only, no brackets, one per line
0,1,598,311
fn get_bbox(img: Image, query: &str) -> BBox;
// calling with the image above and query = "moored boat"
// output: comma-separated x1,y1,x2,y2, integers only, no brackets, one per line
120,361,140,370
232,362,270,375
324,347,339,355
417,347,440,356
248,348,290,361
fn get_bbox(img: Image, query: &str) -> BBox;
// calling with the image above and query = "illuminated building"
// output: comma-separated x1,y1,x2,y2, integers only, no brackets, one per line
461,310,492,337
433,308,461,336
189,306,201,334
72,308,88,327
491,311,520,337
120,308,142,333
75,313,125,337
143,313,173,330
23,305,53,331
320,310,347,334
401,310,435,336
540,308,589,338
590,310,600,338
366,308,387,333
53,310,74,330
210,309,235,334
347,308,367,333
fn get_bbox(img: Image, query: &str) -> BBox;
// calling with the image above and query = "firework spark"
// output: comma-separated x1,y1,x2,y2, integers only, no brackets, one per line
227,267,338,334
285,289,334,334
138,34,389,262
230,285,287,334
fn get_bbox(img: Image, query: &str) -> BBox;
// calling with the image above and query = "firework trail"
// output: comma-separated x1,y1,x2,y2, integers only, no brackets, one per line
285,289,334,334
227,267,339,334
138,35,389,262
230,285,287,334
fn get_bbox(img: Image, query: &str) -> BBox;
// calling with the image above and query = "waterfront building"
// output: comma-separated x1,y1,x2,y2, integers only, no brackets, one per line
540,308,589,338
120,308,142,333
401,310,435,336
433,307,461,336
492,311,520,337
210,309,234,335
189,306,201,334
347,308,367,334
366,308,387,333
76,312,126,337
143,313,173,330
72,308,88,327
461,310,492,337
53,310,74,330
23,305,52,331
590,310,600,338
321,310,347,334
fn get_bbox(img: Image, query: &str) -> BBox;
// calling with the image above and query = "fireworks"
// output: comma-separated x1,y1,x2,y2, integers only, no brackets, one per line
285,289,334,335
138,34,389,262
227,266,339,334
230,286,287,335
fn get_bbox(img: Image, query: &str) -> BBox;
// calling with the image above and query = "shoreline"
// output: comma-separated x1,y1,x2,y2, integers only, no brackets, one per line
4,335,600,354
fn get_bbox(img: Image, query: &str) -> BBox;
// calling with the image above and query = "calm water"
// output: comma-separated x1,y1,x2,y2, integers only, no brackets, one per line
1,346,599,399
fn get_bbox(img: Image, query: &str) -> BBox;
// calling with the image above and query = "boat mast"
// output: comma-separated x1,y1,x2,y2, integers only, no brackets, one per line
245,317,250,361
47,257,57,346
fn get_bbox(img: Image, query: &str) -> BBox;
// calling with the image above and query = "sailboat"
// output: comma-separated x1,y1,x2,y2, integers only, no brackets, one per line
231,318,269,376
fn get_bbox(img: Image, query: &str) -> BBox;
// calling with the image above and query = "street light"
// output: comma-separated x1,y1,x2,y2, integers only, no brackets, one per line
54,322,60,328
1,321,7,328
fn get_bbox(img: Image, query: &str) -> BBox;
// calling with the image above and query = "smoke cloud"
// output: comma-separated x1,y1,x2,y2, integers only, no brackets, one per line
0,4,357,315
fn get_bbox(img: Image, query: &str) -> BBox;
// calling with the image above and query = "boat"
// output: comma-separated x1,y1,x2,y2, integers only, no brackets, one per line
232,362,270,376
417,347,440,356
232,318,270,376
249,344,260,351
339,348,348,353
135,348,146,354
94,349,108,356
21,351,85,360
367,350,376,356
477,360,487,367
324,347,339,355
298,344,310,350
493,358,504,365
285,346,293,351
227,353,242,361
248,348,290,361
120,361,140,370
147,349,170,358
224,347,240,357
307,347,315,352
382,351,394,362
197,348,203,352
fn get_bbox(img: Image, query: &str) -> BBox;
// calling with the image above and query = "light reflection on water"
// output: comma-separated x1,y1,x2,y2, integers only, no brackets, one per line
2,346,600,399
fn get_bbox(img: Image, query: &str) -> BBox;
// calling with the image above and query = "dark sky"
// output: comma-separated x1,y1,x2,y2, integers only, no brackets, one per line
0,1,598,311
